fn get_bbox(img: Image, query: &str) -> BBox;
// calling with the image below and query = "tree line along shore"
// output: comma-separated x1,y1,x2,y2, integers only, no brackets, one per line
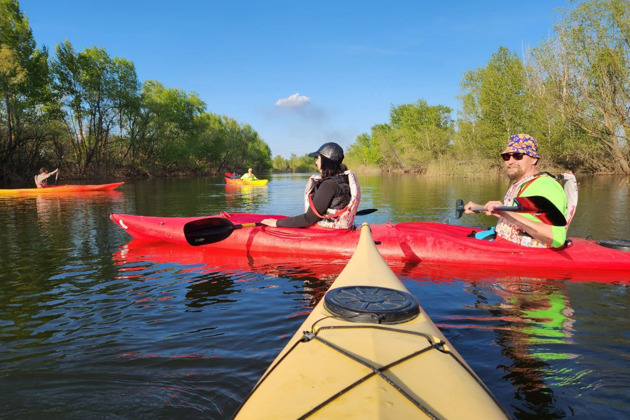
1,0,628,186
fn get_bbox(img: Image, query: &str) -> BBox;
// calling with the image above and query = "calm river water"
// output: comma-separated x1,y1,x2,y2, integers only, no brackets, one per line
1,173,629,419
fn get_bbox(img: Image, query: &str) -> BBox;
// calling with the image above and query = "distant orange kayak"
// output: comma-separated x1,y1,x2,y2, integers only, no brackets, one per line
0,182,124,195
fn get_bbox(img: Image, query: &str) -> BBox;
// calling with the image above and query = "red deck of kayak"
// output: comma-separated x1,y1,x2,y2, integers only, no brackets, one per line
110,212,630,281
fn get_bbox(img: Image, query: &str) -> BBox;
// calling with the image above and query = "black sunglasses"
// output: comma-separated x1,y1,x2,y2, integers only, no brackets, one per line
501,152,526,161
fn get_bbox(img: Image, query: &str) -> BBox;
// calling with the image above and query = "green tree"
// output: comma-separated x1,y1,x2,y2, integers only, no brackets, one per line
288,153,315,173
131,80,205,171
346,132,382,166
272,154,289,172
458,46,529,158
120,81,272,175
347,100,453,172
215,115,270,173
191,112,228,171
51,41,141,172
110,56,140,140
0,0,50,181
527,0,630,173
389,99,453,163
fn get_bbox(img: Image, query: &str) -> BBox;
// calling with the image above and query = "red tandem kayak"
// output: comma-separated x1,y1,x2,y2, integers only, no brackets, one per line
110,212,630,280
0,182,124,195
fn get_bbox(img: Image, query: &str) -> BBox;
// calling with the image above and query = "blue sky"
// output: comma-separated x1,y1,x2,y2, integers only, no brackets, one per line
20,0,567,158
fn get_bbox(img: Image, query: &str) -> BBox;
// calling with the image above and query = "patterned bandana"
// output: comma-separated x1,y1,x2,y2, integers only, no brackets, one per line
504,134,539,158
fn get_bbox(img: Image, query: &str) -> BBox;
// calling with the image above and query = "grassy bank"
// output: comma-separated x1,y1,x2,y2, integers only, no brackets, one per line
348,156,573,178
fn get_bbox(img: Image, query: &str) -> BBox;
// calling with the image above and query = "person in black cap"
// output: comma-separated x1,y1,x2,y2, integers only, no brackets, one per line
260,142,361,229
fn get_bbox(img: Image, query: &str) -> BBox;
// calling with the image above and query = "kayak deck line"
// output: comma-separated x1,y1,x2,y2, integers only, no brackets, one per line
233,223,510,419
252,324,502,419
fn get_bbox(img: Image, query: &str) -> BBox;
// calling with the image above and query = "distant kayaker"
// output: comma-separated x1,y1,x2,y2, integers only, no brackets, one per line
261,142,361,229
241,168,258,181
34,167,59,188
464,134,568,248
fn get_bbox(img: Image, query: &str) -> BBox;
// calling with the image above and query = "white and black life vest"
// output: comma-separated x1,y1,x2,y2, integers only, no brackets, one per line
303,170,361,229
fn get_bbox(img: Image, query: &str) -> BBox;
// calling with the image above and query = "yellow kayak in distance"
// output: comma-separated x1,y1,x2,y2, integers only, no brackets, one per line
234,223,509,420
224,177,268,186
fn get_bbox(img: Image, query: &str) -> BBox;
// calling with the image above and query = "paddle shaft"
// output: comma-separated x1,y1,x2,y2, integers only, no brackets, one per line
185,221,261,246
184,209,378,246
192,223,263,236
193,221,261,237
468,205,532,213
456,196,566,226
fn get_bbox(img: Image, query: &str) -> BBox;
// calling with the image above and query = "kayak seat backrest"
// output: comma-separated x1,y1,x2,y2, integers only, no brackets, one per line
561,172,578,229
538,172,578,229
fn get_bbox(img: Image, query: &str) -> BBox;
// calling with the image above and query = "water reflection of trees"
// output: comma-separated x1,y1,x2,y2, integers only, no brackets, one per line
113,240,345,311
185,274,239,307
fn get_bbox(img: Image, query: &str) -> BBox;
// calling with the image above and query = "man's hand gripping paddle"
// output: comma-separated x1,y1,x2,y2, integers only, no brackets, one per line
455,196,566,226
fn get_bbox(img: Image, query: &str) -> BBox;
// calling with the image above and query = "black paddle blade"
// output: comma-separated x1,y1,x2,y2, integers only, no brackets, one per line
356,208,378,216
184,217,235,246
514,196,567,226
455,199,465,219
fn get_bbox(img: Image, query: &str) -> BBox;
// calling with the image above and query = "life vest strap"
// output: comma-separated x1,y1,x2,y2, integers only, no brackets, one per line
308,194,348,219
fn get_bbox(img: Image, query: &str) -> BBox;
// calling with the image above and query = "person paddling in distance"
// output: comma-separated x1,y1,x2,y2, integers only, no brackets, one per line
34,167,59,188
240,168,258,181
464,134,568,248
261,142,361,229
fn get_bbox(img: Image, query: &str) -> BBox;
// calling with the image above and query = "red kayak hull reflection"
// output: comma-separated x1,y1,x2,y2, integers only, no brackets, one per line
113,236,630,284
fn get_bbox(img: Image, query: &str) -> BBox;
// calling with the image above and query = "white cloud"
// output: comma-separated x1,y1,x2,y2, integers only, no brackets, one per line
275,93,311,108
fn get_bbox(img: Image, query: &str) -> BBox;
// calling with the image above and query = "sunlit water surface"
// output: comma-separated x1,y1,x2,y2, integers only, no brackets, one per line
1,174,629,419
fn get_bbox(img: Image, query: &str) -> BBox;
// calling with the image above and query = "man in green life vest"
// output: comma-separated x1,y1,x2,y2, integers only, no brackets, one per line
464,134,568,248
240,168,258,181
